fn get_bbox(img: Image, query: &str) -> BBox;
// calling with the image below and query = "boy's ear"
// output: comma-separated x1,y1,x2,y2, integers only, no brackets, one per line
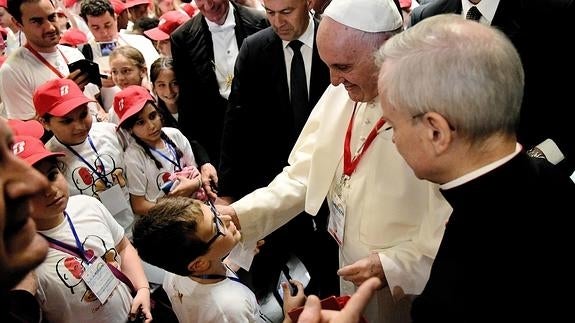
187,257,209,273
38,117,50,131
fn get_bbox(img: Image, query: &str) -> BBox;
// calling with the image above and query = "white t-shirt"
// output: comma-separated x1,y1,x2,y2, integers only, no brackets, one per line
163,269,260,323
36,195,131,323
4,28,24,55
124,127,196,206
45,122,134,233
0,45,84,120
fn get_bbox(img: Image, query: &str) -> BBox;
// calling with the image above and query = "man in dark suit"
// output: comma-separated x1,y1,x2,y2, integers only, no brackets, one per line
377,14,574,322
170,0,268,170
219,0,339,300
410,0,575,178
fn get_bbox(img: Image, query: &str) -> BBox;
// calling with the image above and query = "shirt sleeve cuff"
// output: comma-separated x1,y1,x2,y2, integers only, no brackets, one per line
536,138,565,165
378,253,403,295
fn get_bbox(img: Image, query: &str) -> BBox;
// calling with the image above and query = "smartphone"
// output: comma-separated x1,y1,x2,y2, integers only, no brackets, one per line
276,266,297,300
67,59,103,87
98,41,118,57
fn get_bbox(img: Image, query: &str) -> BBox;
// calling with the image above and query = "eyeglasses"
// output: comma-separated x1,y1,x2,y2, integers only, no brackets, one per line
205,200,226,247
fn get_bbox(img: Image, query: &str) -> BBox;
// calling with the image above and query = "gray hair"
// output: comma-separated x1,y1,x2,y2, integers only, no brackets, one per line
376,14,524,141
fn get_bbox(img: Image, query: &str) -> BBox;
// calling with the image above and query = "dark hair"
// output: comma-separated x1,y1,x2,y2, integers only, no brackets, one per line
132,16,159,36
80,0,115,22
7,0,53,24
150,57,178,128
120,101,184,169
132,197,208,276
33,156,66,174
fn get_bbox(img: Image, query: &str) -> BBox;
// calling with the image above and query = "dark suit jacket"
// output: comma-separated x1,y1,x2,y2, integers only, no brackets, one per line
219,19,330,199
411,153,574,322
217,20,338,299
410,0,575,175
170,2,268,167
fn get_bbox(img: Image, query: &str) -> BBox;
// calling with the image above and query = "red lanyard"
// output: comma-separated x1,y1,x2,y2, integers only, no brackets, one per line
343,102,386,177
25,44,69,78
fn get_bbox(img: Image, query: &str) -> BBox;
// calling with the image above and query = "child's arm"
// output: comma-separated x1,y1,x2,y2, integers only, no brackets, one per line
130,194,156,216
116,237,153,323
282,280,306,323
168,175,202,197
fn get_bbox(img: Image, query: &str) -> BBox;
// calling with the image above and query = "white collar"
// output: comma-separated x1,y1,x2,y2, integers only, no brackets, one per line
462,0,500,24
282,13,314,50
441,143,521,190
206,4,236,33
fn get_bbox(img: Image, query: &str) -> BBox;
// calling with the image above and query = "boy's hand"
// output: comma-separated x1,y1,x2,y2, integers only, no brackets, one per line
129,287,152,323
282,279,306,320
298,277,381,323
215,204,241,230
67,69,90,90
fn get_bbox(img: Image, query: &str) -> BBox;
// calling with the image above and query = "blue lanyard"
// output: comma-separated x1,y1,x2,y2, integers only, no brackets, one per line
64,136,111,187
39,212,94,263
150,140,181,171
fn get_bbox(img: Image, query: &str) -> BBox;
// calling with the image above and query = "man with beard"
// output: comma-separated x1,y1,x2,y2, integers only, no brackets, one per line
0,0,89,121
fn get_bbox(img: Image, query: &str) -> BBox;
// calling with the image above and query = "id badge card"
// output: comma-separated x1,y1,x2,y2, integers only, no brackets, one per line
82,257,119,304
328,177,347,247
98,184,130,216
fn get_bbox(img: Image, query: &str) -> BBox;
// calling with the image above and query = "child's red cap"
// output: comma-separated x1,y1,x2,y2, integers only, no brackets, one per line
113,85,154,128
33,78,94,117
12,135,64,166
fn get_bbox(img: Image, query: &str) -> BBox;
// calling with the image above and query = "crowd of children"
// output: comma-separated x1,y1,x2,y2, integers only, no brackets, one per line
0,0,307,321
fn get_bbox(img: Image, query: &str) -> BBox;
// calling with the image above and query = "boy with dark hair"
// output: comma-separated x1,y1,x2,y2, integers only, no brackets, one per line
133,196,305,323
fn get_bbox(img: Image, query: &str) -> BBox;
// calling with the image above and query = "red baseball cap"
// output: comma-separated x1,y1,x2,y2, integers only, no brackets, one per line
12,135,65,166
110,0,127,15
399,0,412,9
113,85,154,128
59,28,88,47
144,10,190,41
64,0,77,9
124,0,150,9
33,78,95,117
0,0,7,8
180,3,198,18
7,119,45,138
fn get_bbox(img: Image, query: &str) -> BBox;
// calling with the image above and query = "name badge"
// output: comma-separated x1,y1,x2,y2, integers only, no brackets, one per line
82,257,119,304
328,175,348,247
98,184,131,216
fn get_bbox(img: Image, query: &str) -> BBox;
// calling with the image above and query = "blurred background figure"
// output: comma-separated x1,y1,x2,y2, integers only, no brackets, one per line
179,0,198,17
154,0,176,17
132,15,159,35
144,10,189,56
59,27,88,48
0,0,26,55
54,7,69,33
111,0,130,31
125,0,153,31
